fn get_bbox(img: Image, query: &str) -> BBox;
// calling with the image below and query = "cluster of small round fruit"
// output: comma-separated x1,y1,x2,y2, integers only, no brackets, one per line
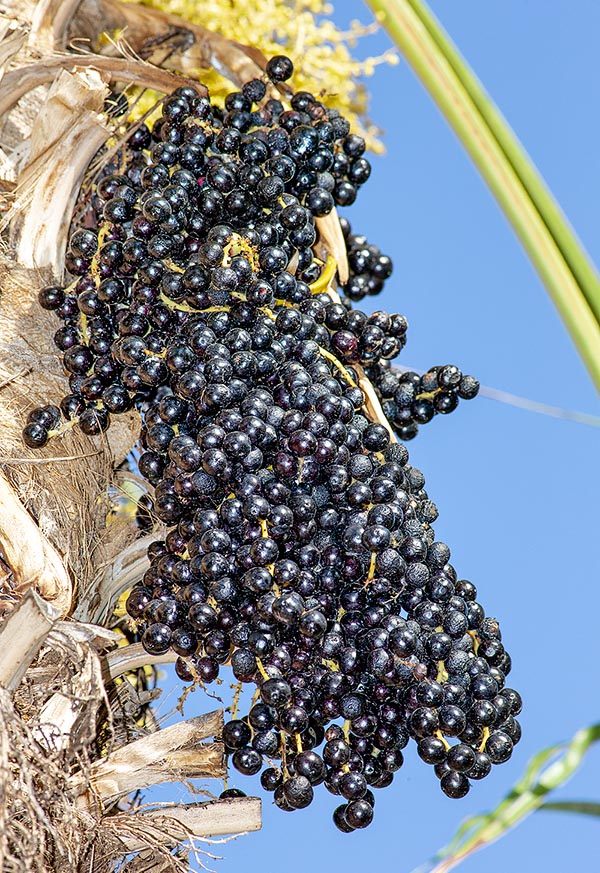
24,56,519,831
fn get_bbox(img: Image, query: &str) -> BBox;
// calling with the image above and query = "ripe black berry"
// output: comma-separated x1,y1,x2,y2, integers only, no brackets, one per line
440,772,470,799
345,799,374,829
266,56,294,83
23,57,519,833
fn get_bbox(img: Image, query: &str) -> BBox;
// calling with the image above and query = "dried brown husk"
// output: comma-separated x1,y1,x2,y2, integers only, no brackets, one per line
0,595,255,873
1,614,248,872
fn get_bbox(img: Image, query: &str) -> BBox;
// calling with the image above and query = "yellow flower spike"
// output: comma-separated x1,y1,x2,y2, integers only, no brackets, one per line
256,658,271,681
47,417,80,439
363,551,377,588
158,291,232,313
308,254,337,296
129,0,395,152
479,726,491,753
163,258,185,273
90,223,109,286
230,681,243,721
319,346,359,389
79,312,90,345
436,660,449,683
435,730,451,751
113,589,131,619
468,629,481,654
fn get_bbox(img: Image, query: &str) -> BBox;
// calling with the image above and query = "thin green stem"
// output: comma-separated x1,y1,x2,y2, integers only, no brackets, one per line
541,801,600,818
365,0,600,392
423,724,600,873
404,0,600,326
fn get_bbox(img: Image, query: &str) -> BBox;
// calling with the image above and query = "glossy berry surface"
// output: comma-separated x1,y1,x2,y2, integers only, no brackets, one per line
23,55,520,832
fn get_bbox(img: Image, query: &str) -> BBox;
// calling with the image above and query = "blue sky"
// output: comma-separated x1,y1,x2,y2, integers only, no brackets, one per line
152,3,600,871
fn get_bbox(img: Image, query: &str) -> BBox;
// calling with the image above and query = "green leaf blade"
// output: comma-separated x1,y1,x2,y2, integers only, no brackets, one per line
412,723,600,873
541,801,600,818
364,0,600,392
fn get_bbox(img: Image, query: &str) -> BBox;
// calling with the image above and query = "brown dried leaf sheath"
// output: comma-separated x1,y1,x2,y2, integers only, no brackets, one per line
109,797,262,850
0,588,60,688
0,258,140,614
74,712,225,806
